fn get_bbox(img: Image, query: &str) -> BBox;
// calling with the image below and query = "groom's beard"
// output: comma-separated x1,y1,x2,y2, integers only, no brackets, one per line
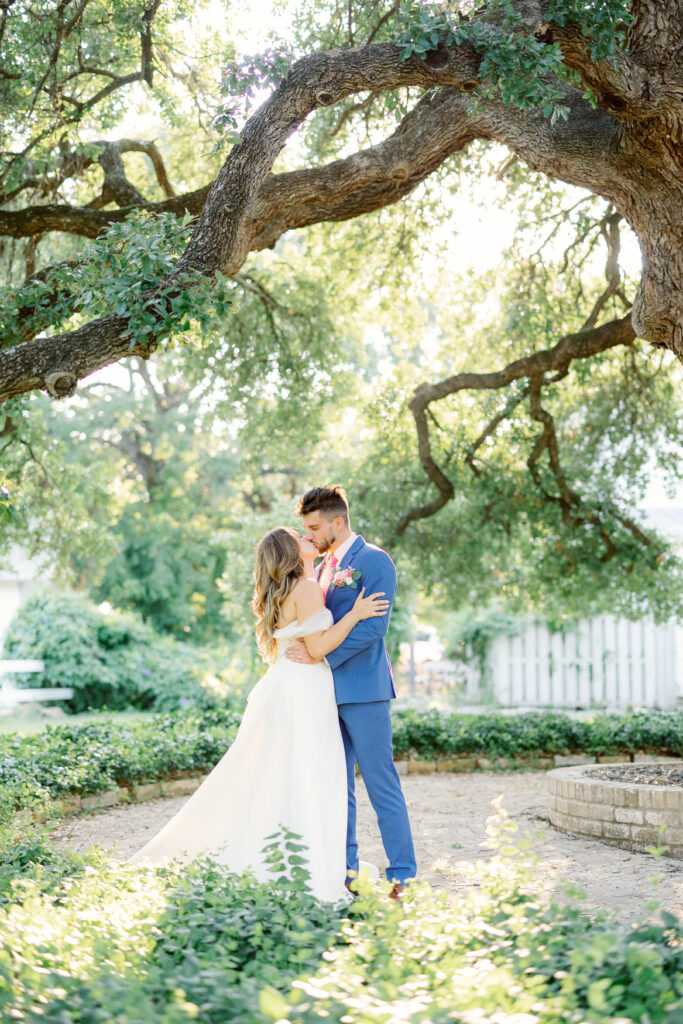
315,531,336,554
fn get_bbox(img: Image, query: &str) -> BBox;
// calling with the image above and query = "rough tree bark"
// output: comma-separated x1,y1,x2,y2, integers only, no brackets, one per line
1,0,682,401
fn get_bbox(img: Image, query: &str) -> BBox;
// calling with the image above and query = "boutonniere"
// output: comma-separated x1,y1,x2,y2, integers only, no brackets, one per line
332,565,361,589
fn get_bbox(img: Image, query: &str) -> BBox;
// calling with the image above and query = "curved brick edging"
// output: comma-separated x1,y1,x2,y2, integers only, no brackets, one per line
547,764,683,860
34,753,680,820
37,774,209,819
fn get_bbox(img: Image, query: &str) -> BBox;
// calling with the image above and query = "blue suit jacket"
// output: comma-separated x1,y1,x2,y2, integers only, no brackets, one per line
324,535,397,705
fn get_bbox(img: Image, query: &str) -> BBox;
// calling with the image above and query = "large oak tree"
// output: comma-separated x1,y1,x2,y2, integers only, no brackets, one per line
2,0,683,620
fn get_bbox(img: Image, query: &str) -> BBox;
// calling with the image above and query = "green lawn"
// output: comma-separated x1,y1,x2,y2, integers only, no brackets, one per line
0,707,155,736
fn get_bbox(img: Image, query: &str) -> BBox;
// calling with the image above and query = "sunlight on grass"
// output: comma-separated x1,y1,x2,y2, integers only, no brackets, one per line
0,708,155,736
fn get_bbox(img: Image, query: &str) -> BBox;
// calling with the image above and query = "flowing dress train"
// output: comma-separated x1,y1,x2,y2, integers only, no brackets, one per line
130,608,348,902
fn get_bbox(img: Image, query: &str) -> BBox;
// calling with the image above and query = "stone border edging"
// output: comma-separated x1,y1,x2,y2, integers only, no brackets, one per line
547,764,683,859
39,774,209,818
403,751,677,774
37,751,680,820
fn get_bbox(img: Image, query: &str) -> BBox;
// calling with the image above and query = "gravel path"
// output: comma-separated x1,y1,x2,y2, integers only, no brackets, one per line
50,771,683,925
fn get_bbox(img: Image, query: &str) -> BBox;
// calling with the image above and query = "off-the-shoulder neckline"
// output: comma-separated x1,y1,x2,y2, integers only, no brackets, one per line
273,608,332,636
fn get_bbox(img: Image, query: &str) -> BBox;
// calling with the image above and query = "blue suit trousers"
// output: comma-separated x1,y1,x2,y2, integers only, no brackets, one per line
338,700,417,884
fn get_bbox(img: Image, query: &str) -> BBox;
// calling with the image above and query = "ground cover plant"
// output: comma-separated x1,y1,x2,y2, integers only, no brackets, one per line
0,805,681,1024
1,706,681,820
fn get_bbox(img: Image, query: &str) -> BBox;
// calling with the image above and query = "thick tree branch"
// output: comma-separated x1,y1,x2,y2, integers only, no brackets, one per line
394,314,636,536
0,27,678,399
629,1,683,69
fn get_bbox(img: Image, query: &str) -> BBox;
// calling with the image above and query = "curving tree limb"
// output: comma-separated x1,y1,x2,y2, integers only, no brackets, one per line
394,313,637,537
2,2,683,400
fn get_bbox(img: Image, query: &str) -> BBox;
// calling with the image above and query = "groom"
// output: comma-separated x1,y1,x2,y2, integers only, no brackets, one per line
286,485,417,897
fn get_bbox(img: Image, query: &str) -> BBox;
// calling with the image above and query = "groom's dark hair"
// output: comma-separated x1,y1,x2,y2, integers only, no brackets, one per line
296,485,349,523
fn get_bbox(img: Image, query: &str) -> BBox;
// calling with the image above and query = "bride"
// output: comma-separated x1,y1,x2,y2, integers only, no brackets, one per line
130,525,388,902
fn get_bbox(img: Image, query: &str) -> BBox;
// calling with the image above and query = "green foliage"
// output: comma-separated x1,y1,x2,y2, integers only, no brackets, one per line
2,590,225,713
0,476,21,527
0,0,220,202
3,704,682,822
351,201,683,622
3,805,681,1024
390,707,683,760
0,213,233,351
0,813,100,907
98,505,229,642
75,213,231,347
272,815,683,1024
0,823,345,1024
396,0,632,121
0,706,241,816
546,0,633,62
1,257,362,613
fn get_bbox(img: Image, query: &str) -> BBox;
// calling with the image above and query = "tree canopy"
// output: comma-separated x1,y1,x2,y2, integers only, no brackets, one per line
2,0,683,626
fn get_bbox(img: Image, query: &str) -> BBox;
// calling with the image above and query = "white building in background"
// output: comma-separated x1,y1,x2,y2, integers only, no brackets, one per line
0,546,53,647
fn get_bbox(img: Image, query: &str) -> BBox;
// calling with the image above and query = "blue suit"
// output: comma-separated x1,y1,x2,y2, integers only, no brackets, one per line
324,536,417,884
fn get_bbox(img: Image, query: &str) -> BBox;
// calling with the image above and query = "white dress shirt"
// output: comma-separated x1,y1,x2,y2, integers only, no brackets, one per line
330,531,357,566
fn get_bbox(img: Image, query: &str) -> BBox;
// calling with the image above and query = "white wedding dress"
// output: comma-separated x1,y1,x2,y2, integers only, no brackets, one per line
130,608,349,902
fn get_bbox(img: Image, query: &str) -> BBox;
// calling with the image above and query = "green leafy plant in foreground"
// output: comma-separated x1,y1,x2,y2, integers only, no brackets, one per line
0,827,345,1024
267,803,683,1024
1,808,681,1024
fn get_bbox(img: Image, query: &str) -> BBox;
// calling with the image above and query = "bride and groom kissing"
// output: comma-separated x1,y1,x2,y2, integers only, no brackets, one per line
132,485,417,903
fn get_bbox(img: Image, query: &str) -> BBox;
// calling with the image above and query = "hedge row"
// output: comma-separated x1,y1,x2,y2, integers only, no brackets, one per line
390,707,683,759
2,706,682,818
0,708,242,818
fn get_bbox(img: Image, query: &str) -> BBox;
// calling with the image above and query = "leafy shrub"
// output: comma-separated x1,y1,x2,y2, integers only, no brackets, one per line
269,810,683,1024
3,706,683,819
391,707,683,760
0,707,241,815
0,813,101,908
2,589,226,712
0,809,681,1024
0,827,345,1024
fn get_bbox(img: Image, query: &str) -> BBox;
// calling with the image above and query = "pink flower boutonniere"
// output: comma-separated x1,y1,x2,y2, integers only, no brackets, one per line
332,566,362,590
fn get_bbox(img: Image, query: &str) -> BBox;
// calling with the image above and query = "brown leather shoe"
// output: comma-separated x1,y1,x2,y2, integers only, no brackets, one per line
388,882,406,900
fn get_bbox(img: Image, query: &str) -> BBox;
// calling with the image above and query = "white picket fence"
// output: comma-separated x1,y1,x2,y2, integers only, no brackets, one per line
467,616,679,709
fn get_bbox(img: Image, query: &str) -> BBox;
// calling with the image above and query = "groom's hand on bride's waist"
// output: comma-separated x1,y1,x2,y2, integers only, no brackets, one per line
285,640,318,665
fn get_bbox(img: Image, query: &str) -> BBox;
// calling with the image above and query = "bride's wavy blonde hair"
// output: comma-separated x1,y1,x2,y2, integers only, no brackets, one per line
252,526,304,662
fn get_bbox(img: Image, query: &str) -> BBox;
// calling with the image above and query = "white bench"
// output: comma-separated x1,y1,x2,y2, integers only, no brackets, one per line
0,659,74,715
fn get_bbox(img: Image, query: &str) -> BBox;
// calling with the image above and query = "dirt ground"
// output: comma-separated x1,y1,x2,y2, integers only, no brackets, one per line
49,770,683,925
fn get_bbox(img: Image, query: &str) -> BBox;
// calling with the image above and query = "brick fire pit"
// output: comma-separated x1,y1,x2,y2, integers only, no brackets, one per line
547,763,683,859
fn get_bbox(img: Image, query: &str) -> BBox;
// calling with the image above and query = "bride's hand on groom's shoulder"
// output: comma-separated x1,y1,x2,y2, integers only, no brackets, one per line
352,588,390,622
285,640,318,664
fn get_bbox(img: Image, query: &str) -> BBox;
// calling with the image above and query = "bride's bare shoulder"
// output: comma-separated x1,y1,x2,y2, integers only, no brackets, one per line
292,577,321,596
